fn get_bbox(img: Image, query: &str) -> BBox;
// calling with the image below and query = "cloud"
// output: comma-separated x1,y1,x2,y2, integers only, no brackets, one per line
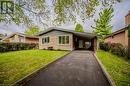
0,23,26,35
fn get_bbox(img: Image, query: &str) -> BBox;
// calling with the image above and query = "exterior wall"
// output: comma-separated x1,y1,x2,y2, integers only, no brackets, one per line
9,34,20,42
25,38,39,43
125,13,130,26
2,38,9,42
39,30,73,50
94,38,97,51
3,34,38,43
128,37,130,58
105,29,128,47
125,29,128,46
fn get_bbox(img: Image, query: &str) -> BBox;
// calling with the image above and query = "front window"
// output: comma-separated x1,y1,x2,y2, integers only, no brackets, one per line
12,37,15,42
19,37,24,42
42,37,49,44
59,36,69,44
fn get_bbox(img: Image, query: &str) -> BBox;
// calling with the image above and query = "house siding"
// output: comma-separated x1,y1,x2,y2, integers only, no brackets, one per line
125,13,130,26
9,34,21,42
39,30,73,50
4,34,39,43
25,37,39,43
105,29,128,47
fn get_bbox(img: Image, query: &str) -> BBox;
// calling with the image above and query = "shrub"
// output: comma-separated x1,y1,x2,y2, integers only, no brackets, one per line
99,42,128,58
110,43,128,57
0,43,38,52
99,42,110,51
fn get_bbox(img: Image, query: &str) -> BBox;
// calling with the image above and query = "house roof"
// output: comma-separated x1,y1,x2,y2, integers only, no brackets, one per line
2,33,38,41
125,11,130,17
0,33,5,40
38,27,96,39
105,26,128,38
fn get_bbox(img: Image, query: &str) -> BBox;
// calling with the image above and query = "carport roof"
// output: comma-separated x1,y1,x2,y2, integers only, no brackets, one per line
38,27,96,39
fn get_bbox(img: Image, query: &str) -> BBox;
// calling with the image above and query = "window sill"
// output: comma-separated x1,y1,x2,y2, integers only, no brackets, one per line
58,44,70,46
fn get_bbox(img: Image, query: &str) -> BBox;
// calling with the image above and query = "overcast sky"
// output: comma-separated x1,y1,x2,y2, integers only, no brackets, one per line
0,0,130,35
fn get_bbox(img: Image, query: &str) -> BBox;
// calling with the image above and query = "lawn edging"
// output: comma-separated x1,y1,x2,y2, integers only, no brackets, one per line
93,53,116,86
11,51,72,86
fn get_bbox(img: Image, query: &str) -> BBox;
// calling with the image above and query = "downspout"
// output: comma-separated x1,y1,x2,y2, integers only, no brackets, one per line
128,25,130,58
24,36,26,43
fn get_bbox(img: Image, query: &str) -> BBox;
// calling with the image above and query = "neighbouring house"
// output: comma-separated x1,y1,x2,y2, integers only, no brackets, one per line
0,33,5,42
105,27,128,47
2,33,39,43
105,11,130,47
38,27,97,51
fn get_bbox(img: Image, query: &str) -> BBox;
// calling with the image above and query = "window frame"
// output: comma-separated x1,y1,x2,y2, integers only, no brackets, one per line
58,35,70,45
42,36,50,44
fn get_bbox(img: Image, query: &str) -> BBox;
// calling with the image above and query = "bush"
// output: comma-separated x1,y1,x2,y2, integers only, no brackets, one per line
110,43,128,57
99,42,110,51
99,42,128,58
0,43,38,52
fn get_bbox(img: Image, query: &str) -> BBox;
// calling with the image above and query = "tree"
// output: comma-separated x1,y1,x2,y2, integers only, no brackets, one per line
0,0,120,26
92,5,113,42
75,24,84,32
25,26,40,35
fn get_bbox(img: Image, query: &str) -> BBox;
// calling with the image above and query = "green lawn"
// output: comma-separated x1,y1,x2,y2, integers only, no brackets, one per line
96,50,130,86
0,50,68,85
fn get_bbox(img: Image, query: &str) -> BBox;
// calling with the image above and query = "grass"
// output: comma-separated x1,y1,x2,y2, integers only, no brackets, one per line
0,50,68,85
96,50,130,86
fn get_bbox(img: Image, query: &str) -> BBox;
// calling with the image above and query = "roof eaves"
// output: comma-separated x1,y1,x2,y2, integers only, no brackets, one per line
105,27,128,38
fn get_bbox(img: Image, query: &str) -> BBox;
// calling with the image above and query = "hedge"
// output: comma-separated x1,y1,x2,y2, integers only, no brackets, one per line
0,43,38,52
99,42,128,58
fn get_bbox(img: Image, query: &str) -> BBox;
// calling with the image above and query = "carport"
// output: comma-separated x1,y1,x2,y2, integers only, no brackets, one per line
72,32,97,51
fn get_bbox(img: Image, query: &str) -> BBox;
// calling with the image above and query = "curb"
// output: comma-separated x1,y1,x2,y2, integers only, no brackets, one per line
93,53,116,86
12,51,73,86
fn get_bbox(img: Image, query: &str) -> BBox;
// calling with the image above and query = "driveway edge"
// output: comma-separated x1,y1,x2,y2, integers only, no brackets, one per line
93,53,116,86
12,51,72,86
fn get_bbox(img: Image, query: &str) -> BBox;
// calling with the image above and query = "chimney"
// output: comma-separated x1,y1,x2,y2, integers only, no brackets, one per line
125,11,130,26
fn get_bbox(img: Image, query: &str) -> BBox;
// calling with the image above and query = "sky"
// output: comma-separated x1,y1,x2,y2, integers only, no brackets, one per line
0,0,130,35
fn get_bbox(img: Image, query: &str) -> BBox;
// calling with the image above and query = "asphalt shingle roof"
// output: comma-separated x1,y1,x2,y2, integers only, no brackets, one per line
38,27,96,39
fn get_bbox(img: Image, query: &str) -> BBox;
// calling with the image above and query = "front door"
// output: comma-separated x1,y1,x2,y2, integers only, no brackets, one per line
79,40,83,48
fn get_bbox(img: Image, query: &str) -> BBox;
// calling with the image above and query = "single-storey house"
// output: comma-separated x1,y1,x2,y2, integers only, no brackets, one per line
2,33,39,43
38,27,97,51
105,11,130,47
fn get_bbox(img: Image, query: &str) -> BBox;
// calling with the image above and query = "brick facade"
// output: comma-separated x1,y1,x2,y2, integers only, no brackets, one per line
3,34,39,43
25,37,39,43
105,11,130,47
105,29,128,47
39,32,73,50
38,28,97,51
125,12,130,26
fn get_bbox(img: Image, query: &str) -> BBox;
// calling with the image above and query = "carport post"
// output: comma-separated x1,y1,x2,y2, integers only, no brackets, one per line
94,37,97,52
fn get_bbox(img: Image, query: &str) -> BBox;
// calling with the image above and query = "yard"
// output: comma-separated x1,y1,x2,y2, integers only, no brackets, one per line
96,50,130,86
0,50,68,85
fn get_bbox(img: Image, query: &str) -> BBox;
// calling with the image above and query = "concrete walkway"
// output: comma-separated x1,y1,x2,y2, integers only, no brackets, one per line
23,50,110,86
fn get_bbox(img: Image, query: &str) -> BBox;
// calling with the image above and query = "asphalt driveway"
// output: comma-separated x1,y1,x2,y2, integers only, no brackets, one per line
23,50,110,86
